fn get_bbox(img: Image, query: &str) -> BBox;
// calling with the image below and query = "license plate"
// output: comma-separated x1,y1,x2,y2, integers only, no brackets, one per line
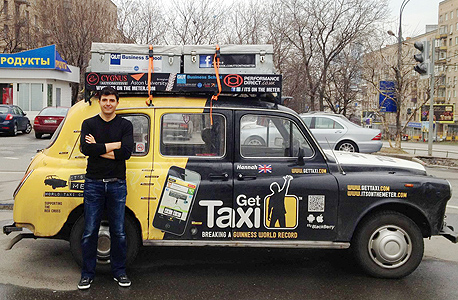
167,124,179,128
44,119,57,124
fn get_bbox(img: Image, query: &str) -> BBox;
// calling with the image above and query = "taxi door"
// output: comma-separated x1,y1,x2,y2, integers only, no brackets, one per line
234,111,339,242
148,108,233,242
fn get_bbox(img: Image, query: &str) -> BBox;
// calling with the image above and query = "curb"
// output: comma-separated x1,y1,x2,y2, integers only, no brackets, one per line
0,204,13,210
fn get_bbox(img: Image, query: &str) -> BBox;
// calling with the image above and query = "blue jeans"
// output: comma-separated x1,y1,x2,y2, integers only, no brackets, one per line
81,178,127,279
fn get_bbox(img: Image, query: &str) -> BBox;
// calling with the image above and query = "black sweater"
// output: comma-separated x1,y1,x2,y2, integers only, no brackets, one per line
80,114,133,180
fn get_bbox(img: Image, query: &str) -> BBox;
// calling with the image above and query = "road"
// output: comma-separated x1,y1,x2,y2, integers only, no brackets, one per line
383,141,458,159
0,134,457,299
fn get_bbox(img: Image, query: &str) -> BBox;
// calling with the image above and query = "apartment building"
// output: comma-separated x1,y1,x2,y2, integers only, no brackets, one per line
437,0,458,139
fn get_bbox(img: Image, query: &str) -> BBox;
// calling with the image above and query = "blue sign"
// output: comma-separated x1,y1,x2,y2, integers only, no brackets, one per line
407,122,422,129
0,45,71,72
379,81,397,112
199,55,214,68
110,53,121,65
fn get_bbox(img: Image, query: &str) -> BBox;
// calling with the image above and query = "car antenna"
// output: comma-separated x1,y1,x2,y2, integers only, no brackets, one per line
326,138,346,175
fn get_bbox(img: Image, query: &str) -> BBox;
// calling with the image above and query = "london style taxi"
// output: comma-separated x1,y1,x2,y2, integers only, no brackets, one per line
4,44,458,279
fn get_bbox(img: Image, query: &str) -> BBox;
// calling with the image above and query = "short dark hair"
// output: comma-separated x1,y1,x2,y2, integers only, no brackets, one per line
98,86,119,102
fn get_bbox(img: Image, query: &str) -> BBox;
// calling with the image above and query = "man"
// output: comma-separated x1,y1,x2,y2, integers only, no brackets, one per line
78,86,134,290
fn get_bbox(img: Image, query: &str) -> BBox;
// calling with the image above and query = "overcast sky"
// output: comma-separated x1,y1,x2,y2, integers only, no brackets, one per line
388,0,441,37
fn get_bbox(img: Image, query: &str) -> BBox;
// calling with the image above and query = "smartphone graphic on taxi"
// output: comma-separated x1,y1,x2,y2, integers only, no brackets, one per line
153,166,200,236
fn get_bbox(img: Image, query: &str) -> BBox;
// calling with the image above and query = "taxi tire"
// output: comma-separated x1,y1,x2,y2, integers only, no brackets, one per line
352,211,424,279
69,214,141,271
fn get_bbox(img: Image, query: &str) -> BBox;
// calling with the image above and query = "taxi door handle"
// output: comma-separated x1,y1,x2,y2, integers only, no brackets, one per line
237,173,256,181
209,173,229,181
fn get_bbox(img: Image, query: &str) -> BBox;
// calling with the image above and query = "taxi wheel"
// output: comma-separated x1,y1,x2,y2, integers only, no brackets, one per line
352,211,424,278
70,214,141,270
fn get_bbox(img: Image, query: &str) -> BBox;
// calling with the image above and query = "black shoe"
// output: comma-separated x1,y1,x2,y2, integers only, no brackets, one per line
114,274,131,287
77,277,93,290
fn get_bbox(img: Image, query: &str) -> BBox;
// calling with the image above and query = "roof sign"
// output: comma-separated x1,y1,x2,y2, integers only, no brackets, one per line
85,72,282,95
0,45,71,72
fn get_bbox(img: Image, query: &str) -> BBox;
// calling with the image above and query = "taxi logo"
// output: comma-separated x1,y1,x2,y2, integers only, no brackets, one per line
264,175,298,229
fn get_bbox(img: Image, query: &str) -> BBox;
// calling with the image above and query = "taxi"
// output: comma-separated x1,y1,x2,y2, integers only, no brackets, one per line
3,43,457,279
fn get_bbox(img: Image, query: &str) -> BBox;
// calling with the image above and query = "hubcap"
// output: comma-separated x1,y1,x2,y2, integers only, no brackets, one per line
247,138,264,146
339,143,355,152
97,223,111,264
368,225,412,269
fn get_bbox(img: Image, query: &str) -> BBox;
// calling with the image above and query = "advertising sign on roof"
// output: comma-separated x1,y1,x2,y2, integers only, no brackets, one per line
0,45,71,72
85,72,282,94
108,53,163,72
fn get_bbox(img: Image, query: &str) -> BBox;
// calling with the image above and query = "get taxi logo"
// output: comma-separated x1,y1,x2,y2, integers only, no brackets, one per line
264,175,298,229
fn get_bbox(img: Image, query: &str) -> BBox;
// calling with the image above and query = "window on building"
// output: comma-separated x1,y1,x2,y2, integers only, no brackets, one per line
454,90,457,98
452,11,454,19
450,38,453,46
440,15,444,23
456,37,458,45
446,13,449,21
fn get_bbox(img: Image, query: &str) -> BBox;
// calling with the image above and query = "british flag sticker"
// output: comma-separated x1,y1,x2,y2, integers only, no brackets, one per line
258,164,272,174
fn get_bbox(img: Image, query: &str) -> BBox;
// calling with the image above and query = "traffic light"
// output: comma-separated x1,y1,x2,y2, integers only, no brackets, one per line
413,41,429,75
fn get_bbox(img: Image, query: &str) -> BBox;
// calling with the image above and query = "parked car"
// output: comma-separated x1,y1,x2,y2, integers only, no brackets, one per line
33,106,69,138
0,104,32,136
300,112,382,153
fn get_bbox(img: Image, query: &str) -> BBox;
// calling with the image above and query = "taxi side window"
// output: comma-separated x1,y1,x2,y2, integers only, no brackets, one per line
240,114,313,158
161,113,226,157
121,114,149,156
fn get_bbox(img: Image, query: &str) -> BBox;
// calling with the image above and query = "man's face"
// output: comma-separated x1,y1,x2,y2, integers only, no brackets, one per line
99,94,119,115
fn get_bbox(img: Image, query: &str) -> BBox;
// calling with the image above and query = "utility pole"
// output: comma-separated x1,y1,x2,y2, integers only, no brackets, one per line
428,40,435,156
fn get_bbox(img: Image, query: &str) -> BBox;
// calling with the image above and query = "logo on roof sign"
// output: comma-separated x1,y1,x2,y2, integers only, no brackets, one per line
86,73,100,85
110,53,121,65
224,74,243,88
200,55,213,68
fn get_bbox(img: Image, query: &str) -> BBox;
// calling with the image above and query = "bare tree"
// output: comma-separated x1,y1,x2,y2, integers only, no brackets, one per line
165,0,228,45
271,0,388,112
0,1,30,53
35,0,122,102
324,44,363,118
224,0,268,45
117,0,167,44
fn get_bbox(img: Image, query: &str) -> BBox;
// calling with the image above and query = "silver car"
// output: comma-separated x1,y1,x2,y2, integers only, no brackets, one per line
300,112,382,153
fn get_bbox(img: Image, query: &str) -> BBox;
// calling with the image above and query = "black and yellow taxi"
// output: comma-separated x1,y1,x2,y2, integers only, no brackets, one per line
3,69,457,279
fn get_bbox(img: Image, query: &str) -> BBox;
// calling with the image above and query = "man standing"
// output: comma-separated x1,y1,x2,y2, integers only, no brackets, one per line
78,87,134,290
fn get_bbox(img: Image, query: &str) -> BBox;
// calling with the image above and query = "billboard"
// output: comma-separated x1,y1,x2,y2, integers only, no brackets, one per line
420,104,455,124
379,81,397,112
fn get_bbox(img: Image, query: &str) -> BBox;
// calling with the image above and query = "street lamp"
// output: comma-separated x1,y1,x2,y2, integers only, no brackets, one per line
387,0,410,147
